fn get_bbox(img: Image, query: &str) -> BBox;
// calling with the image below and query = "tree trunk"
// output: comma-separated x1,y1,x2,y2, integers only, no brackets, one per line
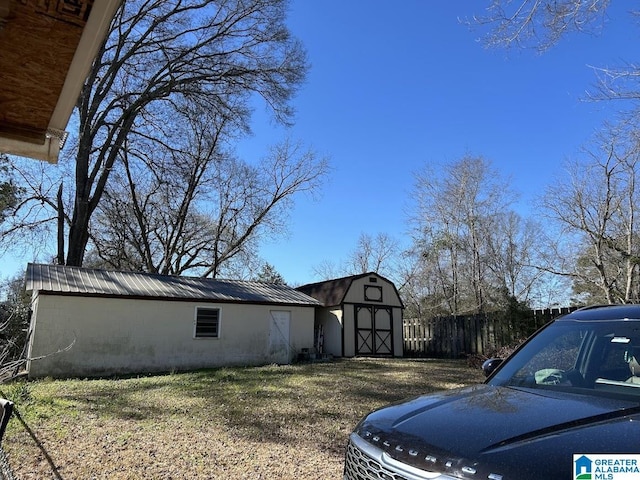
56,183,65,265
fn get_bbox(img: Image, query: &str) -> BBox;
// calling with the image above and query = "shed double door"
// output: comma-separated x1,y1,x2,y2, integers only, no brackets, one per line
355,305,393,356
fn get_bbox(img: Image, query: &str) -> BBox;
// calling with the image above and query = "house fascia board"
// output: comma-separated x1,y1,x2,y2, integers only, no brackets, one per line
49,0,121,139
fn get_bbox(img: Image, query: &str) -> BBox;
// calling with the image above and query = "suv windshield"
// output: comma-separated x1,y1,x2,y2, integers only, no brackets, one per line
488,319,640,400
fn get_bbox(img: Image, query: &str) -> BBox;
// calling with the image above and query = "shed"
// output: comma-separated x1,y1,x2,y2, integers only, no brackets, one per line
25,263,320,378
297,273,404,358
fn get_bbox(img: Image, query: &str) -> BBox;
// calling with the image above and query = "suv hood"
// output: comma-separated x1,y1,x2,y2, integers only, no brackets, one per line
354,384,640,479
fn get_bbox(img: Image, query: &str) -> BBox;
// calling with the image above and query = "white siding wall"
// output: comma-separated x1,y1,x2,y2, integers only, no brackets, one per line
343,275,403,307
27,294,315,378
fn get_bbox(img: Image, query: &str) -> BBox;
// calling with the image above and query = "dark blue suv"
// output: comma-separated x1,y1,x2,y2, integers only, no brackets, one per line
344,305,640,480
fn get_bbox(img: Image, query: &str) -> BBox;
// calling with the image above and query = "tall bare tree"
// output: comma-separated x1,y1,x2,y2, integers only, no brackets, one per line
485,212,545,306
3,0,308,268
470,0,640,305
409,156,541,315
541,123,640,303
90,130,328,277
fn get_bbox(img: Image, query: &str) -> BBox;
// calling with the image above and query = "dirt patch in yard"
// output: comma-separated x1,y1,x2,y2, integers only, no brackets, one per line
1,358,484,479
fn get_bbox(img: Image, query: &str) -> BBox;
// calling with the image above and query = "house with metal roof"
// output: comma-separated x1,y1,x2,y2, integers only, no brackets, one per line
25,263,321,378
297,273,404,358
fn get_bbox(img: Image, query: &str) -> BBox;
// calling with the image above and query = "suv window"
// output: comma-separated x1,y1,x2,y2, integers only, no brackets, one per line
489,320,640,398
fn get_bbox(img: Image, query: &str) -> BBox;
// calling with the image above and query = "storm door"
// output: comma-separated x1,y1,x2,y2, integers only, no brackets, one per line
355,305,393,356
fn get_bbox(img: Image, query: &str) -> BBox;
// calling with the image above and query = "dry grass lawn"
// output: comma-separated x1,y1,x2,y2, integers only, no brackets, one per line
1,358,484,479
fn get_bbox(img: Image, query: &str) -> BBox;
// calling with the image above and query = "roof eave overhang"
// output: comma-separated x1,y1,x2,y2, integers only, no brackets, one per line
0,0,121,163
31,289,321,308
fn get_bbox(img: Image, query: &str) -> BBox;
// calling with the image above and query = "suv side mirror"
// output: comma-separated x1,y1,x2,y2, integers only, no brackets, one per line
482,358,503,377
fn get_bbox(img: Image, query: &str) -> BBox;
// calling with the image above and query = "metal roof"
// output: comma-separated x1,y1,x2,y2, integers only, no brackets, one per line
26,263,321,307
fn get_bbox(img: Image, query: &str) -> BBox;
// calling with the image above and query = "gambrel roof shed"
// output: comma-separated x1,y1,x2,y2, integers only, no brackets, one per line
297,273,404,358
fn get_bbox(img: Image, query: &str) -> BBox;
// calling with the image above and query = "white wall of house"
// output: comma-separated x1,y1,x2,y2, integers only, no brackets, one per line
27,293,315,378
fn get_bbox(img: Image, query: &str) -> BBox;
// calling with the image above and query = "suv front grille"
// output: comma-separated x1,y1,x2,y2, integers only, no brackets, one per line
344,436,410,480
344,433,459,480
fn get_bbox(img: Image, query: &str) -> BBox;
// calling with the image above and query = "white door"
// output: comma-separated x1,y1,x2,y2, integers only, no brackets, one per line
269,311,291,364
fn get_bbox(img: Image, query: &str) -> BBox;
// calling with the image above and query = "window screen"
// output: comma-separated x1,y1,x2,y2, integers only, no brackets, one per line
195,307,220,338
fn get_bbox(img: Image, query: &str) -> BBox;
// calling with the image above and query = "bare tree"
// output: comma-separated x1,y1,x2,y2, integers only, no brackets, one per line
470,0,611,52
312,232,400,283
409,156,537,315
484,212,545,307
541,123,640,303
471,1,640,109
311,259,340,281
346,232,400,276
398,246,450,319
0,274,31,381
90,135,329,277
3,0,308,268
0,155,22,225
469,0,640,305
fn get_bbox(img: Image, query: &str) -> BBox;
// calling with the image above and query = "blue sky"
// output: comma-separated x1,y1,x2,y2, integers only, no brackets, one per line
1,2,637,285
240,1,639,286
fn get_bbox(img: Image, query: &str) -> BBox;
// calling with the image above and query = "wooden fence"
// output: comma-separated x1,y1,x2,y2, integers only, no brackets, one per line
403,307,577,358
